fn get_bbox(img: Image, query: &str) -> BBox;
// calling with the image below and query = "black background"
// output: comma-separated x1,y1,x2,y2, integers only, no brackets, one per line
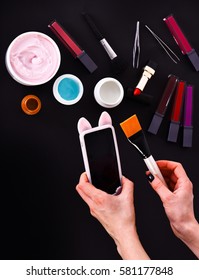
0,0,199,260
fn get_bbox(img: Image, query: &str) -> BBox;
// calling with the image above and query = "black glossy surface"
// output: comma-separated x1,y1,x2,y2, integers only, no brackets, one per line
1,0,198,260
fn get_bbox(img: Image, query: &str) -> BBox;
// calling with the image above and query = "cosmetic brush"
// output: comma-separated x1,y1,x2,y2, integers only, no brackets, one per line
120,114,167,185
82,12,127,74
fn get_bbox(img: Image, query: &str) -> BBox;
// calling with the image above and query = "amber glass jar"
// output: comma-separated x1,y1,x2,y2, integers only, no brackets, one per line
21,95,41,115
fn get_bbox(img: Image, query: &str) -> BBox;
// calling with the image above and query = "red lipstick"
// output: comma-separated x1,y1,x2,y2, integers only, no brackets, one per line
134,60,157,95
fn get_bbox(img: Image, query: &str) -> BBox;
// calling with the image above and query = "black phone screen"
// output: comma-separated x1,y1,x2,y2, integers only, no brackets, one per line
84,127,121,194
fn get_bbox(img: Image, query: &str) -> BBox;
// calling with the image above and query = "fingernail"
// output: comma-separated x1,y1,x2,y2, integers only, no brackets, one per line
114,186,122,195
146,173,154,182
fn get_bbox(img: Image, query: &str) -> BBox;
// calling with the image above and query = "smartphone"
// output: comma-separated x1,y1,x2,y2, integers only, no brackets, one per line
79,124,122,194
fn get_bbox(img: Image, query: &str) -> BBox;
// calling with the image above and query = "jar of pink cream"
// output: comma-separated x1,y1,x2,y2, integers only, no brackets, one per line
5,31,61,86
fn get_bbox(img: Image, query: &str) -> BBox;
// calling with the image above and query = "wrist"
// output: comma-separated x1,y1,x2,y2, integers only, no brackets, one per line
181,221,199,259
180,219,199,243
171,218,198,242
114,227,150,260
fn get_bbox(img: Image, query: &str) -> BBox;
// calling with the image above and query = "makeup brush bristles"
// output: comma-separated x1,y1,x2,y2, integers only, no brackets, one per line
120,114,141,138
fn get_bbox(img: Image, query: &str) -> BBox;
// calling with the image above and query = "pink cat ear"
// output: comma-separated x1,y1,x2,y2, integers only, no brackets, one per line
77,117,92,134
98,111,112,126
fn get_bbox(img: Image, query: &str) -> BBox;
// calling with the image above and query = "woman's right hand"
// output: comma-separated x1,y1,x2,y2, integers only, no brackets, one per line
146,160,199,258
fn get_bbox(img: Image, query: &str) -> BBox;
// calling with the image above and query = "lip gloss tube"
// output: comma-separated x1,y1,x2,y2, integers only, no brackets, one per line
167,80,186,142
48,20,98,73
163,14,199,71
148,74,179,135
183,85,193,147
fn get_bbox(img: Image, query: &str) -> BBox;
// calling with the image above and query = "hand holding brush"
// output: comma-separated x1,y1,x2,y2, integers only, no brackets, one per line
120,114,167,185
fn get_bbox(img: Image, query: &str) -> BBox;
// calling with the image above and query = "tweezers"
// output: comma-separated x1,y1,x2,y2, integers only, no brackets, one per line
145,25,180,64
133,21,140,68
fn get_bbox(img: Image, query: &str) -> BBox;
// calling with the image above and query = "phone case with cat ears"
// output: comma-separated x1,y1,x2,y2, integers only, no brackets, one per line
98,111,112,126
77,111,112,134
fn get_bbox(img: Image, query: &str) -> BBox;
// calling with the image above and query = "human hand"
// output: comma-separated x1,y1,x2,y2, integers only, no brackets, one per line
76,173,149,259
146,160,199,258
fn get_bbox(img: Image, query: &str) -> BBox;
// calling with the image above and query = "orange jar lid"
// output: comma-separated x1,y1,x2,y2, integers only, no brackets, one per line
21,95,41,115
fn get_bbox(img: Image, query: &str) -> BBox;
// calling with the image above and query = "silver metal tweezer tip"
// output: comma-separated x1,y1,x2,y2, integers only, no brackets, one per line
133,21,140,68
145,24,180,64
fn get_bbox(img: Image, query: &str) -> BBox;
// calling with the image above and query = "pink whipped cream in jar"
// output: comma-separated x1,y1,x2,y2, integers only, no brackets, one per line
5,31,61,85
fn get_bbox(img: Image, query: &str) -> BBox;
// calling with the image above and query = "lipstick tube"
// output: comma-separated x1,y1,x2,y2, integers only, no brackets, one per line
148,75,179,134
183,85,193,147
167,80,186,142
134,60,157,95
48,20,98,73
163,14,199,71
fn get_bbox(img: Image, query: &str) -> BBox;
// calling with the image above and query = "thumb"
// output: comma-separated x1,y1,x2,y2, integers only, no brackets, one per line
146,173,172,202
119,176,134,197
